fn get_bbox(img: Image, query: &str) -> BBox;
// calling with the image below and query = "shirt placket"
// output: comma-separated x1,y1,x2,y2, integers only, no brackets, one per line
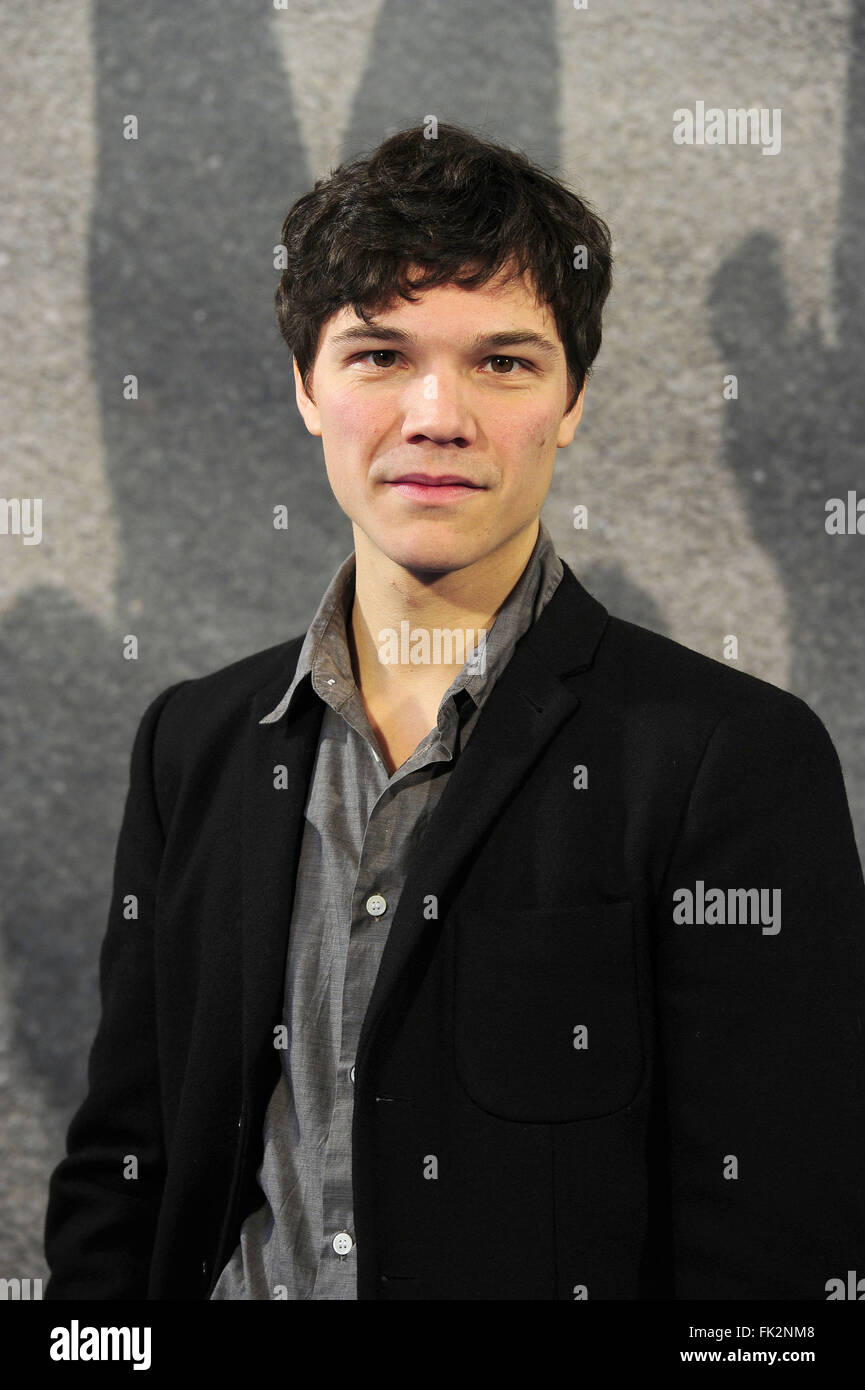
310,716,452,1297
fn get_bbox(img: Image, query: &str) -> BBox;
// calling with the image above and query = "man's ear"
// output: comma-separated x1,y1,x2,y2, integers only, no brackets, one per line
556,380,586,448
293,358,323,437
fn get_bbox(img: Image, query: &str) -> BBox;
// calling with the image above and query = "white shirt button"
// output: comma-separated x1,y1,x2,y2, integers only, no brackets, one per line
365,893,387,917
332,1231,354,1256
349,1064,356,1083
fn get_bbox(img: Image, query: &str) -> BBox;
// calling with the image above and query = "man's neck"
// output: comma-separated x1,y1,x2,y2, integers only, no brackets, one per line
347,518,541,705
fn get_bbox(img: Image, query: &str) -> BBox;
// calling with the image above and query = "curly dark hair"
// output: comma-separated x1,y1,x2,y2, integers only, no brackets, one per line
275,121,613,414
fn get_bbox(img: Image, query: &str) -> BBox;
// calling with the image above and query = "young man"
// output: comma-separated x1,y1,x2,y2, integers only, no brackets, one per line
45,123,865,1300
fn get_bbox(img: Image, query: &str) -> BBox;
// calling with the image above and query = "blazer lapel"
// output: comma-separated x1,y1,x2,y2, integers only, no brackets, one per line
355,561,609,1074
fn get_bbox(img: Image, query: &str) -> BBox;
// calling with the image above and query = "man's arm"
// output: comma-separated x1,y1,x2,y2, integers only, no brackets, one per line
43,679,188,1299
655,690,865,1299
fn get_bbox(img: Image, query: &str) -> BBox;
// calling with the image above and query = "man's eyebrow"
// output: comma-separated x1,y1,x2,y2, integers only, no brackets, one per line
471,330,561,361
327,322,561,360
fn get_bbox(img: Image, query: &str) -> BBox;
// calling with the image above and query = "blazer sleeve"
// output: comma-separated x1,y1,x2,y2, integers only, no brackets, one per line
655,690,865,1299
43,679,188,1299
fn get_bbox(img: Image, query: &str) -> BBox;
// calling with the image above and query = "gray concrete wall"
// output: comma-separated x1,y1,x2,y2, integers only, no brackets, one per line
1,0,863,1283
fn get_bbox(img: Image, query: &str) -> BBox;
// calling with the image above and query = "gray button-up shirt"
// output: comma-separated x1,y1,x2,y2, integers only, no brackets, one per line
210,518,564,1299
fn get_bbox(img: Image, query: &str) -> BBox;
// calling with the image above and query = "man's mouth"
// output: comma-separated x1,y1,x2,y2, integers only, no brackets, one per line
390,474,480,487
387,473,485,503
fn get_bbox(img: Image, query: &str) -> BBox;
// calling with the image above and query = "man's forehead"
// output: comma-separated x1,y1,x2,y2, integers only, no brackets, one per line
322,266,555,340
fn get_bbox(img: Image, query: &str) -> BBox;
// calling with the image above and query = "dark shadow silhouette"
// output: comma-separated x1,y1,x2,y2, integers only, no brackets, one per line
2,0,317,1118
707,1,865,856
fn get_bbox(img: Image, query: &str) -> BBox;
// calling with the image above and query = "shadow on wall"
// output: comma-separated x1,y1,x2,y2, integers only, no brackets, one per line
705,2,865,856
2,0,319,1121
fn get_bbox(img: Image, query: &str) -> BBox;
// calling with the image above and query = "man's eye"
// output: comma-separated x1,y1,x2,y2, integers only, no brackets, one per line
482,355,529,374
355,349,399,368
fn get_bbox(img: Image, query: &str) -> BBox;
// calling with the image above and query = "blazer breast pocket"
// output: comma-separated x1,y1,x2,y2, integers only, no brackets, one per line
453,898,644,1122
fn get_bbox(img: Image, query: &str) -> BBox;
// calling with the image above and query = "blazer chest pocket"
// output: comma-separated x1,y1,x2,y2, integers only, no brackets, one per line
453,899,644,1122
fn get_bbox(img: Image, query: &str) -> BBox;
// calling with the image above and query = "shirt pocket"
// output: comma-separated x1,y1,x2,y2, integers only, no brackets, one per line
452,898,644,1122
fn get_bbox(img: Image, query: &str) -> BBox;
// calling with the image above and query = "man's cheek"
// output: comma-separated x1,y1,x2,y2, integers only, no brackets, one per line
328,386,394,436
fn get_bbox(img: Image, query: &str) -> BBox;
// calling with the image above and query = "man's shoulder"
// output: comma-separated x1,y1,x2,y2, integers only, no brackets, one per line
143,634,307,762
596,610,832,753
180,634,305,706
551,561,821,739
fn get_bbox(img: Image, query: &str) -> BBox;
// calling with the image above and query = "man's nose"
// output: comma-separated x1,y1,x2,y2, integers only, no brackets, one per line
399,370,475,445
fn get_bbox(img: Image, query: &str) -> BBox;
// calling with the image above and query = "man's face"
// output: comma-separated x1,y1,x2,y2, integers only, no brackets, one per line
294,264,584,578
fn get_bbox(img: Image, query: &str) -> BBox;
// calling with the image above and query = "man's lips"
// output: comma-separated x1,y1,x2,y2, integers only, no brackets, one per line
389,474,482,487
386,474,486,504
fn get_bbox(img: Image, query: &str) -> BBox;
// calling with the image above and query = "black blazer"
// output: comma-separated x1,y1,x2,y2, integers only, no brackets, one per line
44,560,865,1299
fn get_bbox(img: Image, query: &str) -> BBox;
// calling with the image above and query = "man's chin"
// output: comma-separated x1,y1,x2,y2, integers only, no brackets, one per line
362,526,484,579
390,547,478,580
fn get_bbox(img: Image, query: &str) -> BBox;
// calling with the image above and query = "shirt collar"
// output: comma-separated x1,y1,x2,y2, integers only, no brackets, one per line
259,517,563,725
